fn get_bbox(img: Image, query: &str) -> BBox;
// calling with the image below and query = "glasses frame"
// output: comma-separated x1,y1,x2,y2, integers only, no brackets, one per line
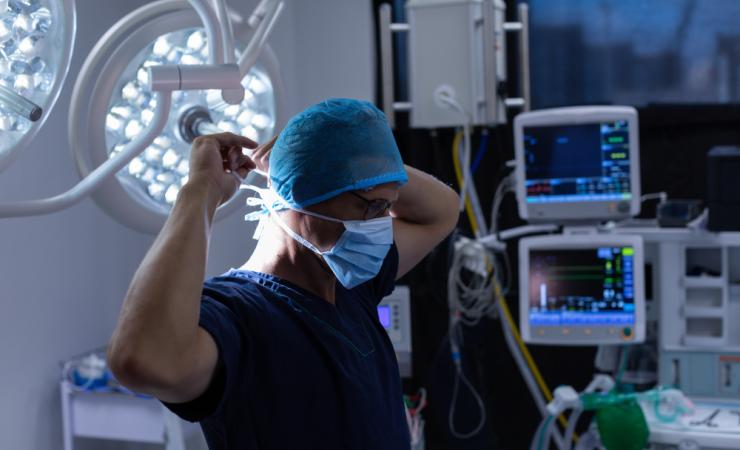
348,191,393,220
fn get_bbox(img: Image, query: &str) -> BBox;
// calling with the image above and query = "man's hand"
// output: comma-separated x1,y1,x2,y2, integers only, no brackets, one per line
188,132,258,206
248,135,278,177
109,132,261,404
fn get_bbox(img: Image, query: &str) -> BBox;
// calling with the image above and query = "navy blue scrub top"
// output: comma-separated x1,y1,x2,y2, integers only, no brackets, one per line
163,244,410,450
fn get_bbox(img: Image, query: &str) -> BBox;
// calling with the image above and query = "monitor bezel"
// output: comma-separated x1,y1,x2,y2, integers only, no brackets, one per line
514,106,641,223
518,234,646,346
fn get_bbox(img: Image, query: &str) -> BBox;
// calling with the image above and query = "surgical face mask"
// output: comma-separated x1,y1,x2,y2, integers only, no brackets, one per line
242,186,393,290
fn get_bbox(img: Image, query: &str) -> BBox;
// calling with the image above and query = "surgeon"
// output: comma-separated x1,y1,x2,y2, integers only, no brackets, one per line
108,99,460,449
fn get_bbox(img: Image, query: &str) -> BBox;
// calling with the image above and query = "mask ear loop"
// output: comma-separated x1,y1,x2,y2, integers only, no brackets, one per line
241,185,328,255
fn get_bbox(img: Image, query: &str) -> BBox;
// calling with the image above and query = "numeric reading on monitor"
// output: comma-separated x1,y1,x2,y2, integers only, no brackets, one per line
529,246,636,327
523,120,631,203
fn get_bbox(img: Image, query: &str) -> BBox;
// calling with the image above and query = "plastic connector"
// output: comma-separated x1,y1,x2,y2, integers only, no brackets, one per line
586,374,616,393
476,234,507,252
547,385,581,415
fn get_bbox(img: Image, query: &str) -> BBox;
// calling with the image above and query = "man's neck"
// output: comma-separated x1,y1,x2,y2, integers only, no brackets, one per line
241,220,338,304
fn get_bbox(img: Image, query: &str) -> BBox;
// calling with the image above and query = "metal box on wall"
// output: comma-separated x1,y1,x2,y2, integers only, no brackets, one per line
405,0,508,127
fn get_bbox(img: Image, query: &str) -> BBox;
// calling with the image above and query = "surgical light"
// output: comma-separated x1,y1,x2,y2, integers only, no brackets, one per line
0,0,75,172
68,0,284,233
103,27,275,209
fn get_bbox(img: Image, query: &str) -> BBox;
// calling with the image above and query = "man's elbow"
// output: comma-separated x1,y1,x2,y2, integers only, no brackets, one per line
108,343,180,395
108,346,153,393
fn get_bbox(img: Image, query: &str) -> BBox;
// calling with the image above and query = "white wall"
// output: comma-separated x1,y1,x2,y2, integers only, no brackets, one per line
0,1,374,449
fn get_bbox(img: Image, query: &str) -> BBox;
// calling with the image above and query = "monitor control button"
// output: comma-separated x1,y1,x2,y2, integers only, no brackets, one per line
622,327,633,339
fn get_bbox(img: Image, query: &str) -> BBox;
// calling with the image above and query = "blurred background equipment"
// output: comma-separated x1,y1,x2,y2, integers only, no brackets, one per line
707,146,740,232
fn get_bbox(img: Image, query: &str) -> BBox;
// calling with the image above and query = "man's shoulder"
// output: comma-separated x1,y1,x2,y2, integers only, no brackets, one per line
201,270,274,311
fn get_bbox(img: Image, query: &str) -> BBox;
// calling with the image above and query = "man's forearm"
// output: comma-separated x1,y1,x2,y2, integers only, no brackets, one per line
108,179,221,382
391,165,459,228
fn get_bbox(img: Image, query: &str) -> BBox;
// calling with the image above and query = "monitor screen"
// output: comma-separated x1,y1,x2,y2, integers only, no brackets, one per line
377,305,392,329
523,120,632,204
528,246,636,327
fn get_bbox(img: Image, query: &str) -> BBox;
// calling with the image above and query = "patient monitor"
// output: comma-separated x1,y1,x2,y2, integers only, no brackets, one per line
514,106,641,223
519,234,646,345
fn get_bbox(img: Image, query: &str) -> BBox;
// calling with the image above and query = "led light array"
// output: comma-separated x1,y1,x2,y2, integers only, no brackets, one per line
104,27,276,208
0,0,55,133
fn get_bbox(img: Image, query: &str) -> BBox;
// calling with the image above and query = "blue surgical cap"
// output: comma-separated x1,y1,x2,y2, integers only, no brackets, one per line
269,98,408,208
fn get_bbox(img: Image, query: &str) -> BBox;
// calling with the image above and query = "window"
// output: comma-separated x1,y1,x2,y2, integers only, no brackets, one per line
526,0,740,108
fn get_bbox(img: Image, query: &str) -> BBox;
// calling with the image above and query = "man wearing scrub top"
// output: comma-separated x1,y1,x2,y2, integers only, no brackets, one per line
108,99,460,449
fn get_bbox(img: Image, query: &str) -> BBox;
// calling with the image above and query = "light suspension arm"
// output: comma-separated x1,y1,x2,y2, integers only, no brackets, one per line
238,0,284,77
248,0,277,28
187,0,224,64
211,0,236,63
0,92,172,218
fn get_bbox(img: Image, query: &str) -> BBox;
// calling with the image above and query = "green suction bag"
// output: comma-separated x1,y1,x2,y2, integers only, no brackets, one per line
595,398,649,450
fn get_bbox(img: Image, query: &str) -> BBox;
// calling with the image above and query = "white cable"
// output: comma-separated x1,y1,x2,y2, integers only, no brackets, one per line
211,0,236,63
446,235,504,439
490,173,515,237
563,408,582,450
448,352,488,439
640,192,667,204
432,91,492,239
435,92,489,236
541,415,557,450
497,224,560,241
449,238,498,322
496,300,547,416
495,298,566,449
408,388,427,445
485,174,571,446
530,415,553,450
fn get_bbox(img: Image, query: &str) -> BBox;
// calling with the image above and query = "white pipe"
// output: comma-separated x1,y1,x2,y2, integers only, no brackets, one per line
563,409,582,450
0,92,172,218
238,1,283,77
378,4,395,128
496,300,566,449
248,0,275,27
212,0,235,63
497,301,548,415
518,3,531,111
187,0,224,64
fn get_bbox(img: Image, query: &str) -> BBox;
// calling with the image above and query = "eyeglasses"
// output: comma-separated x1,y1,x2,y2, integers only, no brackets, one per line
348,191,393,220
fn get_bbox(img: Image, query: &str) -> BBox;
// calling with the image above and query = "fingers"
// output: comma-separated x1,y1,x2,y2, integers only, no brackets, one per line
195,132,258,150
250,135,278,158
194,132,274,182
244,134,277,176
223,146,255,172
234,164,253,179
237,153,256,172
